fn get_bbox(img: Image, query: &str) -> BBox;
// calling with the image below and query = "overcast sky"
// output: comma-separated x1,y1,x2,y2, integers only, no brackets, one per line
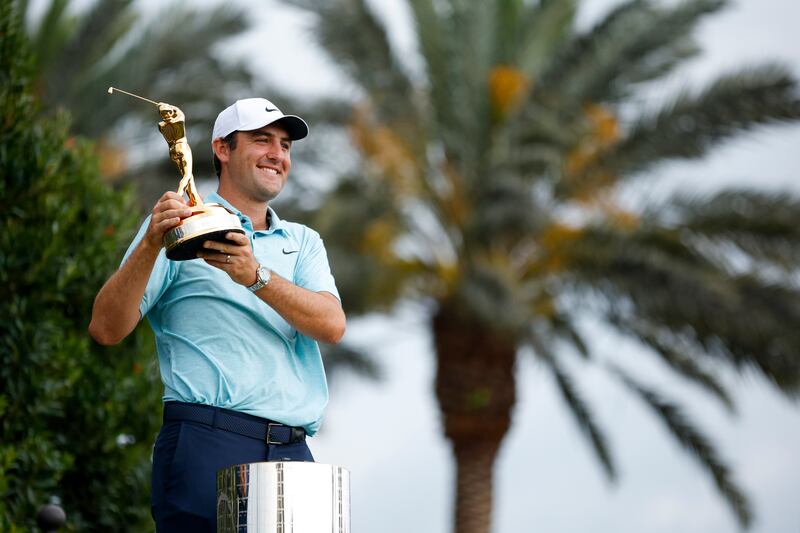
224,1,800,532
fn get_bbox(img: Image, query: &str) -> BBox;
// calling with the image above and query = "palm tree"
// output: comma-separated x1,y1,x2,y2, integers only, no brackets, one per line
21,0,254,203
285,0,800,531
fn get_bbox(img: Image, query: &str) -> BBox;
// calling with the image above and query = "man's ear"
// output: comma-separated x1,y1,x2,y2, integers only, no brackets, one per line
212,138,230,164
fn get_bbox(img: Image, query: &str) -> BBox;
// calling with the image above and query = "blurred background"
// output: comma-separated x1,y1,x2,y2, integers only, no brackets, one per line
2,0,800,532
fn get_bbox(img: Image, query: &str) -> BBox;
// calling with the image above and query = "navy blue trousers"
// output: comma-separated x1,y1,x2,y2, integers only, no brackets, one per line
151,416,313,532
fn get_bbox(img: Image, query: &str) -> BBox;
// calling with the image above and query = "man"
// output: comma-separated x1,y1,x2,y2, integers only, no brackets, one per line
88,98,346,532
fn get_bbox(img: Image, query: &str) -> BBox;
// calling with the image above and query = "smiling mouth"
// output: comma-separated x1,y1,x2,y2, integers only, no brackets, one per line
258,166,280,175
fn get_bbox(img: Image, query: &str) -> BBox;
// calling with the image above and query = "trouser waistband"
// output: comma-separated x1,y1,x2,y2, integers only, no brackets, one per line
163,401,306,445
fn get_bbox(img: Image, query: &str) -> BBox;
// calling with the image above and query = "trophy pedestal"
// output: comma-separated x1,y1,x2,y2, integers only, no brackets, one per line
163,203,244,261
217,462,350,533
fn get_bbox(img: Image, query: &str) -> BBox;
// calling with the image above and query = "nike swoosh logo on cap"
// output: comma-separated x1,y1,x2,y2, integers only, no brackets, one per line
265,106,278,112
282,248,299,255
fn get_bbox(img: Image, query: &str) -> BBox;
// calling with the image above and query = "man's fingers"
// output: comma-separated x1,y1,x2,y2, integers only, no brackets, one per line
154,199,190,214
201,254,232,268
153,217,182,233
143,192,191,247
159,190,185,203
225,232,249,245
154,207,192,224
202,234,249,255
202,258,229,272
198,248,234,264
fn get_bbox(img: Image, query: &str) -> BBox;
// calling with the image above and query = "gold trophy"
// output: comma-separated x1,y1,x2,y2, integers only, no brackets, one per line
108,87,244,260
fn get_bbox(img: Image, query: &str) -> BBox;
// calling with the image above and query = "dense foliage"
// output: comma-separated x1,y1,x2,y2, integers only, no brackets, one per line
1,4,161,530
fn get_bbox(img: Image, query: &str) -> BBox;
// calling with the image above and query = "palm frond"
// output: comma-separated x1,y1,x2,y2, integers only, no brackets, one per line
407,0,452,129
28,0,74,69
408,0,493,169
610,317,735,412
609,365,751,528
604,64,800,179
75,3,252,202
505,0,576,78
299,0,416,128
541,0,725,105
37,1,249,137
292,95,360,128
50,0,136,97
322,342,381,382
297,173,442,314
566,223,800,395
673,190,800,269
464,171,544,248
550,310,591,360
532,342,615,480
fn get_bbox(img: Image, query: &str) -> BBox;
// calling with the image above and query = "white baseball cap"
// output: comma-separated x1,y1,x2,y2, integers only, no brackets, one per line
212,98,309,142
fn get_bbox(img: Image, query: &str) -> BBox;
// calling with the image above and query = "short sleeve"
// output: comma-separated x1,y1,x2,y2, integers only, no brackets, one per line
293,228,340,301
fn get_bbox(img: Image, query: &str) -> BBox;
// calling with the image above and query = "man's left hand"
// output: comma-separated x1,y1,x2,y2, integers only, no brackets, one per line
198,232,258,287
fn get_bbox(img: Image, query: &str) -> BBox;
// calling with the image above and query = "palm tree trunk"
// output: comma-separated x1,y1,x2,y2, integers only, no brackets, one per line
451,439,501,533
433,303,517,533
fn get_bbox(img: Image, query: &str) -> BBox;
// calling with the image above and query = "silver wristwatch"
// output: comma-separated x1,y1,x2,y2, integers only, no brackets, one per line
247,264,271,292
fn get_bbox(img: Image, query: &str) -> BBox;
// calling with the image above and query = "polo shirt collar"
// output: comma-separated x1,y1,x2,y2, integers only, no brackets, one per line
205,191,288,235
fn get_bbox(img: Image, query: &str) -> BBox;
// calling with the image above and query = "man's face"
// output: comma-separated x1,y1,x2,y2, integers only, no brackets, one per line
221,124,292,202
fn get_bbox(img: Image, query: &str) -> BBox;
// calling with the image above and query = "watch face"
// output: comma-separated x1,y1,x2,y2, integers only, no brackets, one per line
249,266,270,292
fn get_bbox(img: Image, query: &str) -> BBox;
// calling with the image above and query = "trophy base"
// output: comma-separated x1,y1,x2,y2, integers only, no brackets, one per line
217,462,350,533
164,203,244,261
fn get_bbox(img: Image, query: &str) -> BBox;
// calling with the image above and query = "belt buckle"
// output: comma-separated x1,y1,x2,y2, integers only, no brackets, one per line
266,423,282,445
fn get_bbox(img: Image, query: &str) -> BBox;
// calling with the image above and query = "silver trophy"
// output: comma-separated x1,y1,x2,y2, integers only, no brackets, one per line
217,462,351,532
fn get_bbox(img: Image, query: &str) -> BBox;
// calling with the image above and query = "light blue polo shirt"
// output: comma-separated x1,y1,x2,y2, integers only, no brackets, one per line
122,192,339,435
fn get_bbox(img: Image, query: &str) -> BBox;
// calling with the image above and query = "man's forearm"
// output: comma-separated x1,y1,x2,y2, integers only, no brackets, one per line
88,240,161,345
254,272,345,344
195,231,346,343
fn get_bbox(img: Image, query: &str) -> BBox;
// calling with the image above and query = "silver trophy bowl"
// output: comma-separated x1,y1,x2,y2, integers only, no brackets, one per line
217,462,350,533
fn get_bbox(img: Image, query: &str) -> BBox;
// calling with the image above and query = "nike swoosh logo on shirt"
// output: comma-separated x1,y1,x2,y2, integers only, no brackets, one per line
282,248,299,255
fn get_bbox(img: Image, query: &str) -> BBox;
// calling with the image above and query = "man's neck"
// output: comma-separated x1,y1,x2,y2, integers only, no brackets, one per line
216,186,270,231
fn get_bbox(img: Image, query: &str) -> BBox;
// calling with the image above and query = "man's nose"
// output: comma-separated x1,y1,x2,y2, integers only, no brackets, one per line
264,142,282,161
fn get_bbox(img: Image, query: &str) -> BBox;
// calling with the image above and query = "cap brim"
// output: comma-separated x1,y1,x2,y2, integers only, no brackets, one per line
273,116,309,141
237,114,309,141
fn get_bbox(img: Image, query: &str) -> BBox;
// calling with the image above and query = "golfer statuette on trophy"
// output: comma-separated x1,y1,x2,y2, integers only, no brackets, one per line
108,87,244,260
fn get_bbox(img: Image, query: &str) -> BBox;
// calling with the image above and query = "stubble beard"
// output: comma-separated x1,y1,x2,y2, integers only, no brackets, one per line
257,175,285,203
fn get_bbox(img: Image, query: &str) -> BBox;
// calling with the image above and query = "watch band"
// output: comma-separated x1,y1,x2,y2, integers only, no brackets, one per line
247,264,271,292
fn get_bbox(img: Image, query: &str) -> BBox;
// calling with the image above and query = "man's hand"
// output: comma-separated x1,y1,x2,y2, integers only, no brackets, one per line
89,190,191,345
144,191,193,249
198,232,346,344
198,232,259,286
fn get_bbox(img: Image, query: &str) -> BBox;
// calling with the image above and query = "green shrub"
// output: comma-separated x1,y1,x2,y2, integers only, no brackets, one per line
1,3,160,530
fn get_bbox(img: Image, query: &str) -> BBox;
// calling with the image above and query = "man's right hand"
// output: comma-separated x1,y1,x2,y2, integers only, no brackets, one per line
144,191,193,248
89,190,190,345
